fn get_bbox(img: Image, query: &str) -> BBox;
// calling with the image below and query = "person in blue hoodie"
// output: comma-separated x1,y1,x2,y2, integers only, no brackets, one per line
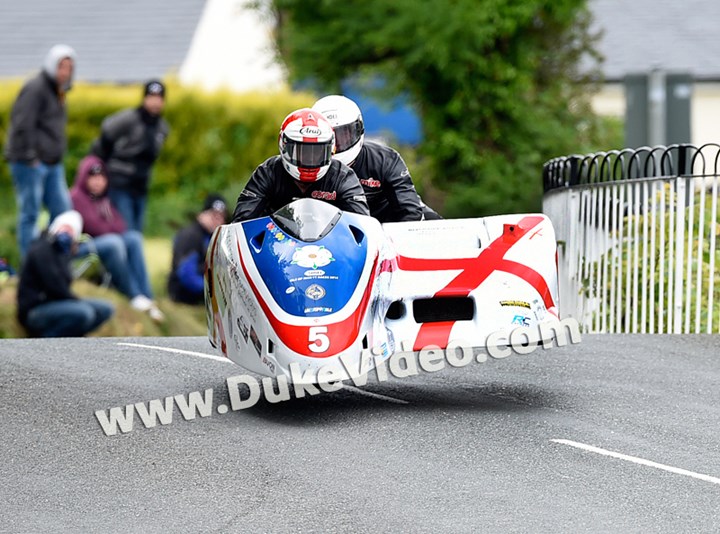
168,194,227,305
4,44,76,260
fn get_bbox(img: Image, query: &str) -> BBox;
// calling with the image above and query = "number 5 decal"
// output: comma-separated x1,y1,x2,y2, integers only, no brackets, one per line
308,326,330,353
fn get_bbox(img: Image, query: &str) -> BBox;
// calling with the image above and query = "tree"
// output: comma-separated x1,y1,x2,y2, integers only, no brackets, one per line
270,0,613,217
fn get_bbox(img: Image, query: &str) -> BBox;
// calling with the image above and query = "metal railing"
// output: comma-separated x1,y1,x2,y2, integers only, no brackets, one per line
542,144,720,333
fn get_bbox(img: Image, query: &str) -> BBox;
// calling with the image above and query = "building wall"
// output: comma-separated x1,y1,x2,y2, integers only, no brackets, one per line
591,82,720,148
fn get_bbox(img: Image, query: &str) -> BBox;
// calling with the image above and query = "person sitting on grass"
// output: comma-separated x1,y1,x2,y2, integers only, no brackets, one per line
16,210,114,337
168,193,228,305
70,154,163,322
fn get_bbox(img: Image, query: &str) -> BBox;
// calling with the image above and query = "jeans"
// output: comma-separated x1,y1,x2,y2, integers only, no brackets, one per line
77,231,153,299
11,161,72,260
108,188,147,233
25,298,114,337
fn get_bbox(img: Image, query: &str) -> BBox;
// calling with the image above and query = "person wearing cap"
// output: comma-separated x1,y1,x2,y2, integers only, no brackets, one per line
90,79,170,233
4,44,77,260
168,194,228,305
16,210,114,337
70,154,164,321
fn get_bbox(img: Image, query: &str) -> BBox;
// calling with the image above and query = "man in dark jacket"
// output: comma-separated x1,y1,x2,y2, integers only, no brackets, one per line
232,108,369,222
312,95,442,222
17,210,114,337
5,44,76,260
168,194,228,305
90,80,170,232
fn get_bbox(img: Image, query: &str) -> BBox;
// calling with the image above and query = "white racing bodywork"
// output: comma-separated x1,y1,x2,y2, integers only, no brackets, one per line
206,205,560,382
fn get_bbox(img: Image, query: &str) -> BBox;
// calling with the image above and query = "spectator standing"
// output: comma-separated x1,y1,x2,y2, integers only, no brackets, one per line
90,80,170,232
70,155,163,321
4,44,76,260
168,194,228,305
16,210,114,337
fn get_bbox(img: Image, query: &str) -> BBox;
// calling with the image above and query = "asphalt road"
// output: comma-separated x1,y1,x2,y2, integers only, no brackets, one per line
1,334,719,533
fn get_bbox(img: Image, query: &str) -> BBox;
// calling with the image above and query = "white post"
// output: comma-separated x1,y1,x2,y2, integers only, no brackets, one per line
673,178,686,333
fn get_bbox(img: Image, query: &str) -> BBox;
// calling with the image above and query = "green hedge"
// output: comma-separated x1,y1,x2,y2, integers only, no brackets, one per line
0,79,315,266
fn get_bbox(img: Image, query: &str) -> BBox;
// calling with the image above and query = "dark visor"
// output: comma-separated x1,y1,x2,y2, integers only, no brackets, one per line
334,119,364,153
281,135,333,168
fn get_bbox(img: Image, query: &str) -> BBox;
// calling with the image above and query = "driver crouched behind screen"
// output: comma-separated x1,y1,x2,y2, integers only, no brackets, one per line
232,108,370,223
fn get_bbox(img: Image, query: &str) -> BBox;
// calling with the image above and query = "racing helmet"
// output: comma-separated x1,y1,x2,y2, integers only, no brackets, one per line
312,95,365,166
279,108,336,182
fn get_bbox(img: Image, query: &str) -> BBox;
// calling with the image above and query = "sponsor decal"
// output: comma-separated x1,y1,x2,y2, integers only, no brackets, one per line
532,298,547,321
237,316,249,342
227,260,241,280
249,326,262,356
500,300,531,309
304,306,333,313
310,190,337,201
261,355,276,374
305,284,326,301
360,178,381,188
289,274,339,283
285,286,296,294
235,279,258,322
511,315,531,327
299,125,322,137
304,269,325,277
292,245,335,269
266,221,288,242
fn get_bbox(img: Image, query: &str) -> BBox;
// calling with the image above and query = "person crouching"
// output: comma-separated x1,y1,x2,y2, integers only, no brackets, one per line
16,210,114,337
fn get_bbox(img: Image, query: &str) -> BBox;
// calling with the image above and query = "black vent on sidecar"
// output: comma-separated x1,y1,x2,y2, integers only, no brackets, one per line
386,301,406,320
250,231,265,252
413,297,474,323
349,225,365,245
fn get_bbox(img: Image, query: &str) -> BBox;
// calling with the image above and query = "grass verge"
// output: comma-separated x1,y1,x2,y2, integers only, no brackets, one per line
0,237,208,338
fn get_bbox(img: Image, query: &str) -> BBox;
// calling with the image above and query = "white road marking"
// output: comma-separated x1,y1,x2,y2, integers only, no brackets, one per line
552,439,720,486
117,342,410,404
341,384,409,404
117,343,232,364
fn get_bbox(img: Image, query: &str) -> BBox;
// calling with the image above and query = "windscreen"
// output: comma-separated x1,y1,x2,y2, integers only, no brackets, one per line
272,198,342,242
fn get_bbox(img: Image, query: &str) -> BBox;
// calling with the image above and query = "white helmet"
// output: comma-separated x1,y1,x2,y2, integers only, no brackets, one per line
312,95,365,166
279,108,336,182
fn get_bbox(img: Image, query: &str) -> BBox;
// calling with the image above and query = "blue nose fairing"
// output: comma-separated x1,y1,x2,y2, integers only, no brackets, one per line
242,216,368,317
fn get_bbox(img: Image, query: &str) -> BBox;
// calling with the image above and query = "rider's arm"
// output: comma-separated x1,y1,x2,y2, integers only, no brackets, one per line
338,167,370,216
381,148,424,221
232,164,274,222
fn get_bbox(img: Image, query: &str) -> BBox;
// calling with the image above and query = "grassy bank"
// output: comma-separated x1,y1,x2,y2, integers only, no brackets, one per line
0,237,208,338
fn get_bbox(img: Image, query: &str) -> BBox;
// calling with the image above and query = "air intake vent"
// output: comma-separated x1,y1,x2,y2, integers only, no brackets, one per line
250,231,265,252
413,297,474,323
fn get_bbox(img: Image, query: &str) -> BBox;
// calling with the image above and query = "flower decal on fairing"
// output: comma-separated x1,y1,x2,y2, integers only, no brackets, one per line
291,245,335,269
